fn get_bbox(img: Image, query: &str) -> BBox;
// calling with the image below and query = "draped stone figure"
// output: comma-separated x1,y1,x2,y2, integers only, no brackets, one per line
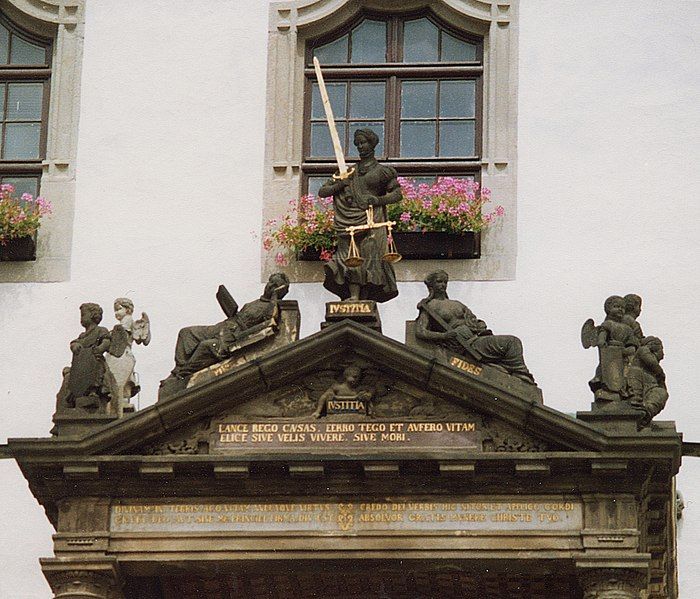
415,270,535,384
167,273,290,380
319,128,401,303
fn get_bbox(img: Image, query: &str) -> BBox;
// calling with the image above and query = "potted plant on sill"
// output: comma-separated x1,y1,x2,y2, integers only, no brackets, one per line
0,183,52,262
263,177,503,266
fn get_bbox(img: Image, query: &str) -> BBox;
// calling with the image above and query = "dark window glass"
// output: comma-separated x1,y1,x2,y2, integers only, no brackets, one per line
403,18,439,62
1,175,38,197
0,16,52,194
350,20,386,63
10,35,45,65
313,35,348,64
441,32,477,62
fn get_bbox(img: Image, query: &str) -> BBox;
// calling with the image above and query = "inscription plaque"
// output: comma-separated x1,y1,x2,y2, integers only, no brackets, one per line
111,497,583,534
212,420,478,452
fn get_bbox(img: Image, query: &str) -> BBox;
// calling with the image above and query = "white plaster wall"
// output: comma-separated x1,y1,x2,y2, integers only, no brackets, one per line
0,1,698,596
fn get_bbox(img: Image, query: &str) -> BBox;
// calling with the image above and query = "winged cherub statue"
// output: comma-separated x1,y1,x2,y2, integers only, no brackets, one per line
104,297,151,416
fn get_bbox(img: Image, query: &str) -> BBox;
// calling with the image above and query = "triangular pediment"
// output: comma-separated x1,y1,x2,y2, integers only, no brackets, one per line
47,320,607,457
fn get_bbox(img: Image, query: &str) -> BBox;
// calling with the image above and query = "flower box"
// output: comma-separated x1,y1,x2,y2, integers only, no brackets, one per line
0,235,37,262
393,231,480,260
295,231,480,261
297,247,324,261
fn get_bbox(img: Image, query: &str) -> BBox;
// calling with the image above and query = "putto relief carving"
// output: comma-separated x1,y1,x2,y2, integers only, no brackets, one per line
582,294,668,427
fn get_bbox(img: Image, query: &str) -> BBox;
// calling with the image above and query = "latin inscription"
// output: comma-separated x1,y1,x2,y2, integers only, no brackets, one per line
111,498,582,533
327,302,373,315
212,421,478,451
326,399,366,414
449,356,483,376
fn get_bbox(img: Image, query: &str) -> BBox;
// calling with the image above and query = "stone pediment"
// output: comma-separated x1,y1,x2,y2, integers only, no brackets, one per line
35,320,611,458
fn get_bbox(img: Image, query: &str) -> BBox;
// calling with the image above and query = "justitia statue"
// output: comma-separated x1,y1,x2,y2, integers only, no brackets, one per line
415,270,535,383
319,128,402,303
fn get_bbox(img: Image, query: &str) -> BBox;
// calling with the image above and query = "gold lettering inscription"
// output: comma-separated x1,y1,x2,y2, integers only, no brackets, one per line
215,420,477,448
327,400,365,411
329,303,372,315
112,499,582,533
450,356,483,376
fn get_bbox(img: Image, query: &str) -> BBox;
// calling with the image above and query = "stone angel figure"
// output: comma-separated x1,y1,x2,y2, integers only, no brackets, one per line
581,295,638,402
104,297,151,416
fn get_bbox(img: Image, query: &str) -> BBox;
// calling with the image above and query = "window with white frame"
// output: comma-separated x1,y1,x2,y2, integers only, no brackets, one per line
263,0,518,282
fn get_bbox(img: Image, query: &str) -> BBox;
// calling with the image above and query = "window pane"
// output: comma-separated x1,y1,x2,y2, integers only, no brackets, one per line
400,121,436,157
3,122,40,159
313,35,348,64
311,82,346,120
7,83,43,121
0,25,9,64
401,81,436,119
439,80,475,118
349,82,384,119
439,120,475,156
2,176,38,198
441,32,477,62
311,121,346,157
307,176,328,198
0,84,6,118
350,20,386,63
348,122,384,158
10,35,45,65
403,18,439,62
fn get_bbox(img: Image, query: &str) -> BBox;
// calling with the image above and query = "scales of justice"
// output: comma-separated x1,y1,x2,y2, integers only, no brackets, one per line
313,57,401,267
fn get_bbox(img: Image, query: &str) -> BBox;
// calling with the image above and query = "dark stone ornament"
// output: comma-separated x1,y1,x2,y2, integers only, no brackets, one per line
312,365,373,418
582,294,668,428
414,270,535,384
55,303,112,414
159,273,290,397
319,129,402,303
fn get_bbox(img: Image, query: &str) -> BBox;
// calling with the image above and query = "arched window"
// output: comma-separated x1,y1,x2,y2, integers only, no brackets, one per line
0,13,51,198
303,12,482,196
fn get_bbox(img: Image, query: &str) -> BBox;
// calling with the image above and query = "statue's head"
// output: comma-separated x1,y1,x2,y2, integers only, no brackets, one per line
264,272,290,300
114,297,134,321
353,128,379,158
424,269,449,294
624,293,642,318
603,295,625,321
643,336,664,360
79,302,103,327
342,365,362,387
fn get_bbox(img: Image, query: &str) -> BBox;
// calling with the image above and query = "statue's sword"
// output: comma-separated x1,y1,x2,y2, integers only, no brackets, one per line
313,57,354,180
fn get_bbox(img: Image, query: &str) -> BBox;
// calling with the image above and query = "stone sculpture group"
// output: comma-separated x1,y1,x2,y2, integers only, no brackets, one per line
582,294,667,427
53,131,668,431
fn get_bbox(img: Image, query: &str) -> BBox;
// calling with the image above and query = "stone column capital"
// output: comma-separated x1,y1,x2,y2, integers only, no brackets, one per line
40,558,123,599
577,567,648,599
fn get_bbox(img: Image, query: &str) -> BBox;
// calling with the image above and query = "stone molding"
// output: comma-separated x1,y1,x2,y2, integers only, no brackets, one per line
578,568,648,599
41,557,123,599
0,0,85,282
262,0,519,282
